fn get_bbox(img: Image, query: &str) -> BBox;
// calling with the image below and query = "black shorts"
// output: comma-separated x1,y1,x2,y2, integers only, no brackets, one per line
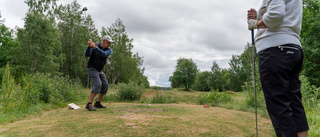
258,44,309,136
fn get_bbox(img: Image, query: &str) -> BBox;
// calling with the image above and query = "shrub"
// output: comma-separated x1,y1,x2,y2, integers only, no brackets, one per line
242,82,266,108
300,76,320,136
198,93,208,105
101,91,119,102
0,63,17,112
118,82,145,101
151,86,159,90
197,90,232,106
19,73,85,105
21,74,40,105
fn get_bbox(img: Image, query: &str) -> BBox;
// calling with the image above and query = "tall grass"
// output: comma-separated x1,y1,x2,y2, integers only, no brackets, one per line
300,76,320,136
150,91,178,104
0,63,17,113
198,90,232,106
0,64,86,124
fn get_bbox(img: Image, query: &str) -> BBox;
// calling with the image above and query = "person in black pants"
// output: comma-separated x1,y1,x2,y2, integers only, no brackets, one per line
247,0,309,136
84,35,114,111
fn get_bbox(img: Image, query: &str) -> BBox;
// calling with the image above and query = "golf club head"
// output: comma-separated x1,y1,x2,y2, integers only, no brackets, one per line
82,7,88,11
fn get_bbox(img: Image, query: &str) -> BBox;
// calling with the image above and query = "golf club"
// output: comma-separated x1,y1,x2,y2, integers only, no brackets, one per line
82,6,91,88
82,7,90,39
251,29,258,137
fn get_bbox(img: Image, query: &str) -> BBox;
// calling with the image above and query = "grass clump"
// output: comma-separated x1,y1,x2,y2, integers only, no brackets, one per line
150,91,178,104
300,76,320,136
197,90,232,106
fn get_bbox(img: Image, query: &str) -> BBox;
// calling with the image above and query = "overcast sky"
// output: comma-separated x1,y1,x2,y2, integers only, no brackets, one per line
0,0,261,87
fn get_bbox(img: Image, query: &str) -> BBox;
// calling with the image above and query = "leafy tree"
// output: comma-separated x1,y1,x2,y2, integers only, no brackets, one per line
0,13,19,67
171,58,198,90
239,43,255,82
207,61,224,91
101,18,149,87
193,71,211,91
56,1,99,86
301,0,320,87
15,0,63,75
25,0,57,18
0,13,19,83
169,75,180,88
228,55,243,92
221,68,231,91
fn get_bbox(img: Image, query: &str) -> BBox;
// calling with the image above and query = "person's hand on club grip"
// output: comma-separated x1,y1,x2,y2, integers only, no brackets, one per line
247,8,258,30
247,8,257,20
88,39,96,49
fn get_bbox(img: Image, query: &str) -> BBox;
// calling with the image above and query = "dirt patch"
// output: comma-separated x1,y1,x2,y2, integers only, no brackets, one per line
122,109,164,112
142,91,157,98
118,113,148,120
226,91,235,93
0,128,9,133
115,105,145,108
125,123,141,129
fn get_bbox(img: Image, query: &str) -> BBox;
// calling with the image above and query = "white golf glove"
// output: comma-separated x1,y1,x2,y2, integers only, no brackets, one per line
248,19,258,30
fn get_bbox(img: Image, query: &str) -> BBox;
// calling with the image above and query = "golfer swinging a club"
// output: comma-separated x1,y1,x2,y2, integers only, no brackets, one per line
247,0,309,136
85,35,114,111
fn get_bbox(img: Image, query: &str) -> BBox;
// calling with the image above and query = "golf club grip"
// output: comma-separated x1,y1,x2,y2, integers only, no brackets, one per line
251,29,255,45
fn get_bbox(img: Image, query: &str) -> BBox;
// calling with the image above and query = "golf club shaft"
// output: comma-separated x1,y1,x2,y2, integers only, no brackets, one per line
251,29,258,137
84,11,91,39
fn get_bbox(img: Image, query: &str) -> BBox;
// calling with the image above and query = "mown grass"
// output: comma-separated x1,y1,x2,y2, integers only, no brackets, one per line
0,103,274,137
1,79,318,136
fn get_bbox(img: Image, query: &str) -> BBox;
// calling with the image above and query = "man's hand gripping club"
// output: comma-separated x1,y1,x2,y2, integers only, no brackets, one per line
88,39,97,50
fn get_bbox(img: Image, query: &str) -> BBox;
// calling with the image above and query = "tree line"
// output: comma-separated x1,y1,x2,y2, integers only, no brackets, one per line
170,43,257,92
170,0,320,91
0,0,149,88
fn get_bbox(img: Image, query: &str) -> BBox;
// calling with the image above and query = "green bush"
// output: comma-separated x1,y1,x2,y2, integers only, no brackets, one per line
198,93,208,105
101,91,119,102
242,82,266,108
118,82,145,101
197,91,232,106
0,63,17,112
151,86,159,90
21,74,40,105
20,73,85,105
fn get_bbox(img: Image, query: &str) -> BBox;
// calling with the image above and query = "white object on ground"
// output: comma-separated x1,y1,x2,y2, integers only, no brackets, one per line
68,103,80,109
